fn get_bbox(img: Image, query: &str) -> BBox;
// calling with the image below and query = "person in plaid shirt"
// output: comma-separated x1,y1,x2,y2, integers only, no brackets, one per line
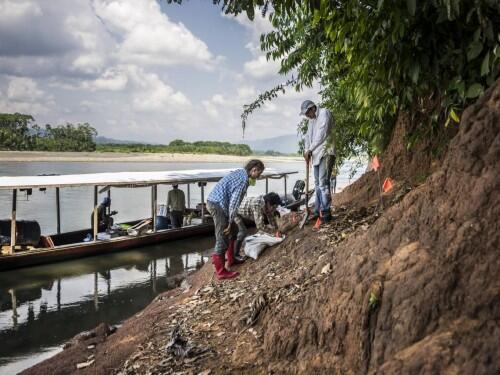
233,192,282,258
207,159,265,280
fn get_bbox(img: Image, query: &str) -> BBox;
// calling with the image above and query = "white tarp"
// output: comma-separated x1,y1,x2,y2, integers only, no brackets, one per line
0,168,297,190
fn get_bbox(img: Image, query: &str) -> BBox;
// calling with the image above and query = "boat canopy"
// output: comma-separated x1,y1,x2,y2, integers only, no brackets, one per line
0,168,297,190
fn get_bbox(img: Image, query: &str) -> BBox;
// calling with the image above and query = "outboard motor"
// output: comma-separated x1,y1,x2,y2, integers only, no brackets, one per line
292,180,306,201
0,220,41,246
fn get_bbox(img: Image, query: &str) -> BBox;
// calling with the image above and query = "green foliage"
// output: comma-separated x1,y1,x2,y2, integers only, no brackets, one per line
241,78,297,135
0,113,35,150
170,0,499,165
0,113,97,151
368,292,379,310
97,140,252,156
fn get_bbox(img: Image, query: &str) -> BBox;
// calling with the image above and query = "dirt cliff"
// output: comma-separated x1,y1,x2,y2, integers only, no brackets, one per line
23,80,500,375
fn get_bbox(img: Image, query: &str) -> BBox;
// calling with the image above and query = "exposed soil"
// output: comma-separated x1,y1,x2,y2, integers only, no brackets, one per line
23,79,500,374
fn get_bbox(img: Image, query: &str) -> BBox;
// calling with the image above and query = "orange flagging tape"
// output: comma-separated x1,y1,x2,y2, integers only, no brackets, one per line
372,155,380,171
313,217,322,230
382,177,394,193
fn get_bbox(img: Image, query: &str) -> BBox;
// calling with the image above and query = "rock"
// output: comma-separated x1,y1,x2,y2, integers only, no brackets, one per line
321,263,332,274
76,359,95,369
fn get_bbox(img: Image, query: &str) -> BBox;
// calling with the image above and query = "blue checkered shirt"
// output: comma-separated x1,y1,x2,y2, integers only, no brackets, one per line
207,169,248,222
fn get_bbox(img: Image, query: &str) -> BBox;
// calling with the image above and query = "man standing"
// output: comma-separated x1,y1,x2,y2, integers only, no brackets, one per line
207,159,265,280
233,192,282,259
167,184,186,229
301,100,335,224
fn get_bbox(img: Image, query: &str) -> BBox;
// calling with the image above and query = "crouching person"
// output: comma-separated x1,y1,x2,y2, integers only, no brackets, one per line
234,192,282,259
206,160,265,280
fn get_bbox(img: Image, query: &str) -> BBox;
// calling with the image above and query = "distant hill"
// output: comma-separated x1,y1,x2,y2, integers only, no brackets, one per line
95,136,140,145
241,134,299,155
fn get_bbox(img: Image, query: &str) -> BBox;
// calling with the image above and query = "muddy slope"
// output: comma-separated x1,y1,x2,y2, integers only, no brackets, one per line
23,80,499,375
258,79,500,374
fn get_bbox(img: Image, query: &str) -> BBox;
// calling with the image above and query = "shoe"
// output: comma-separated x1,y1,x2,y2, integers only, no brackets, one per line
321,210,332,224
226,240,244,267
212,254,239,280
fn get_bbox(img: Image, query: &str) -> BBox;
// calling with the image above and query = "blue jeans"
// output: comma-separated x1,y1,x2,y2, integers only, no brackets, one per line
313,156,332,215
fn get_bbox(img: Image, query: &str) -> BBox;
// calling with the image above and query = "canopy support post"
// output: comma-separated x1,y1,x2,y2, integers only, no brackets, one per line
284,176,288,199
152,184,157,233
187,183,191,209
198,182,206,223
56,187,61,234
265,178,269,194
107,189,111,215
10,189,17,254
93,186,98,241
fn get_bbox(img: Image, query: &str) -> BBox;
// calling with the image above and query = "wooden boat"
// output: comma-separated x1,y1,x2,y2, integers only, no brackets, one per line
0,168,301,271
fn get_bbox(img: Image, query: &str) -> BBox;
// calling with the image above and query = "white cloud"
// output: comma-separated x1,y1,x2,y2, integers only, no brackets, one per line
227,9,283,80
0,76,53,115
244,55,281,79
93,0,215,69
0,0,41,20
81,67,128,91
7,77,44,101
125,66,191,112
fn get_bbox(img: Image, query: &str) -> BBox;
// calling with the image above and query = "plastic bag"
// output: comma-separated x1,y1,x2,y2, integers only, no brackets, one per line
244,233,284,260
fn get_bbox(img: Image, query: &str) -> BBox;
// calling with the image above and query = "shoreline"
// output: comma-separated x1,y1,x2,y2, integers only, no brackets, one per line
0,151,302,163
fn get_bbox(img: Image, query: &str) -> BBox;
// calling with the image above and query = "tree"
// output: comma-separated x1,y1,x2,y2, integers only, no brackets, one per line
168,0,499,165
0,113,35,150
0,113,98,152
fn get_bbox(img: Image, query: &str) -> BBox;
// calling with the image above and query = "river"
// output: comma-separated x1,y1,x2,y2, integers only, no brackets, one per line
0,160,364,374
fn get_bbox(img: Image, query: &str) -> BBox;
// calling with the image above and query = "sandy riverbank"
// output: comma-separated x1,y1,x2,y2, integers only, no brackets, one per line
0,151,302,163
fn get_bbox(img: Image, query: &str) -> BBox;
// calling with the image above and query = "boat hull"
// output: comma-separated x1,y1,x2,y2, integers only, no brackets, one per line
0,223,214,271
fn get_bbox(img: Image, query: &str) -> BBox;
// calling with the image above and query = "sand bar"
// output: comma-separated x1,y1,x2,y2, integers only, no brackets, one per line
0,151,302,163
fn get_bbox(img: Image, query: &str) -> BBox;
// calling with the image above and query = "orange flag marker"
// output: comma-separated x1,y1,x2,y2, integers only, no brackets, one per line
313,217,322,230
382,177,394,193
372,155,380,171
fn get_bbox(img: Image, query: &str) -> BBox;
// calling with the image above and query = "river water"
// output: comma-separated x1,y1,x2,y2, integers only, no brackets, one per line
0,160,364,374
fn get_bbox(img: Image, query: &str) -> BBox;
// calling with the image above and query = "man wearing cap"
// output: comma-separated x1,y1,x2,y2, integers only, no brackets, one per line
207,159,265,280
233,192,282,260
300,100,335,225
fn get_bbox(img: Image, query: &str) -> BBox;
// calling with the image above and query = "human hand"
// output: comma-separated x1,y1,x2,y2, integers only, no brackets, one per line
304,150,312,163
223,225,232,236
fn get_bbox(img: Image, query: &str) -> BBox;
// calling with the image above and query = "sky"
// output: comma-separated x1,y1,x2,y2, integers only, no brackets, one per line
0,0,320,143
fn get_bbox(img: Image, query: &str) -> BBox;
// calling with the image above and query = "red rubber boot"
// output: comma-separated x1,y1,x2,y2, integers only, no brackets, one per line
212,254,239,280
226,240,244,267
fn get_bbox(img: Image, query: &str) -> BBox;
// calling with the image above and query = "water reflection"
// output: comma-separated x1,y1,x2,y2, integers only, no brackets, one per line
0,235,212,374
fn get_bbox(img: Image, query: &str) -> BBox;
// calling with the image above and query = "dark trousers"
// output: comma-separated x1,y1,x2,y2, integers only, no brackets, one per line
170,211,183,229
234,215,248,242
206,201,228,255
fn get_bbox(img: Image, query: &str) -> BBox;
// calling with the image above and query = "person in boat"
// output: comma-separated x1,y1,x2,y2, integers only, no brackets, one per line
90,197,117,232
301,99,335,226
206,159,265,280
233,192,283,259
167,184,186,229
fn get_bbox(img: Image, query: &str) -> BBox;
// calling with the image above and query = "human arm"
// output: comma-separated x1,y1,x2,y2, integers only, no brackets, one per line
228,181,248,223
308,110,332,153
180,191,186,213
166,191,172,212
